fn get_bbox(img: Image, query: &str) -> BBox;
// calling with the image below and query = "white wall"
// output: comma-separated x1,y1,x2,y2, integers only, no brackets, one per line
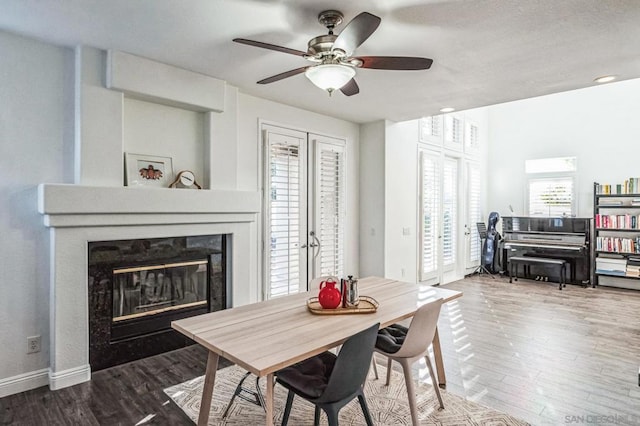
487,78,640,218
385,120,420,282
0,31,69,387
123,98,205,184
359,121,385,277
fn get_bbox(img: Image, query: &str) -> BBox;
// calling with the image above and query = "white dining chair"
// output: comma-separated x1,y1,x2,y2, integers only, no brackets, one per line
373,298,445,425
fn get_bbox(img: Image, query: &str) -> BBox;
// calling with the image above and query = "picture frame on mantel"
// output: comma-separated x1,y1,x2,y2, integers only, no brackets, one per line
125,153,174,188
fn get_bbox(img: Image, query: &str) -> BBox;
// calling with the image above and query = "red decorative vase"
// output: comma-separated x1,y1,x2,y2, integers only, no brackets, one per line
318,279,342,309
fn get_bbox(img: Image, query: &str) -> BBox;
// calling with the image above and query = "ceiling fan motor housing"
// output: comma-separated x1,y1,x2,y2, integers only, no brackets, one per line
307,34,339,56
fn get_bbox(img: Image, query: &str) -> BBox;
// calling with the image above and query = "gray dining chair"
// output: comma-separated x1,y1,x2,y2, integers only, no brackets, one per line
374,298,444,426
276,323,379,426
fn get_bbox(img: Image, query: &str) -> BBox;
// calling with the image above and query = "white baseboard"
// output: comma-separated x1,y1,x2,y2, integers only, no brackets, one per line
49,364,91,390
0,368,49,398
0,364,92,397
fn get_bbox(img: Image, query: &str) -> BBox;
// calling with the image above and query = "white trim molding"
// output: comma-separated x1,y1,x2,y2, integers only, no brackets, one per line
0,368,49,398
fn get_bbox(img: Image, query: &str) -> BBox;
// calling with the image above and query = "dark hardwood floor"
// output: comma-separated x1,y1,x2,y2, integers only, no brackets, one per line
1,275,639,425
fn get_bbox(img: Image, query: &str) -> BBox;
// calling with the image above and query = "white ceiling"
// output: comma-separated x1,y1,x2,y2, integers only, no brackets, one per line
1,0,639,123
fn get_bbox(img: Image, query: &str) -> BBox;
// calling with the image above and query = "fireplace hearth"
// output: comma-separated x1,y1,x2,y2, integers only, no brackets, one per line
88,234,228,371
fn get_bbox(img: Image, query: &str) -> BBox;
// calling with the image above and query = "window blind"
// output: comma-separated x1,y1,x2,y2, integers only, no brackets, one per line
268,142,301,298
528,177,574,217
443,158,458,266
467,162,481,263
420,152,439,277
444,115,463,146
317,145,345,277
465,122,480,152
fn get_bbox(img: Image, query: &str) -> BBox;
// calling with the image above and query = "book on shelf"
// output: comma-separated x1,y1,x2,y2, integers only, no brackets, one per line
595,213,640,229
598,200,623,206
595,236,640,253
596,178,640,195
626,264,640,277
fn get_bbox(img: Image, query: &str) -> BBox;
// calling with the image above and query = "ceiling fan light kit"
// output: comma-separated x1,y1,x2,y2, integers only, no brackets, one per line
305,64,356,94
233,10,432,96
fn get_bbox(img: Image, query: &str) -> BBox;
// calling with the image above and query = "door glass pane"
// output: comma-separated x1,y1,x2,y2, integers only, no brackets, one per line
267,137,301,298
467,162,481,264
317,144,345,277
421,152,439,276
443,158,458,266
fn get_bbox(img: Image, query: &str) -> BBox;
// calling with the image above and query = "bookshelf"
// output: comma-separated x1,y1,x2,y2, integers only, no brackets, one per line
593,181,640,290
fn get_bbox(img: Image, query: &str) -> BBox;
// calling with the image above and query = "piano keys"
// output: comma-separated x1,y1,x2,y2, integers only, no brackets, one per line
501,216,592,285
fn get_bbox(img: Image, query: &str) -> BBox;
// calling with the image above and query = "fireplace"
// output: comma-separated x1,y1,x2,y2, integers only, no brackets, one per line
88,234,228,371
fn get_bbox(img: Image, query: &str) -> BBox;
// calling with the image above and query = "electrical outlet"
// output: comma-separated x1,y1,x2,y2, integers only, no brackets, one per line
401,268,405,277
27,335,41,354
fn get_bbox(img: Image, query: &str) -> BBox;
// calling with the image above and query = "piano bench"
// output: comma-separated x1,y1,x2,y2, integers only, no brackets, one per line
508,256,568,290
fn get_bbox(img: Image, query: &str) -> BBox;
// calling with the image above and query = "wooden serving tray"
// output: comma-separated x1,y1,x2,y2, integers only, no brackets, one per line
306,296,379,315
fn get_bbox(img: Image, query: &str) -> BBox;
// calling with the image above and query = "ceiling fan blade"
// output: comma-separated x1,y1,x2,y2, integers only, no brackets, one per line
355,56,433,70
257,67,309,84
332,12,381,56
233,38,307,57
340,78,360,96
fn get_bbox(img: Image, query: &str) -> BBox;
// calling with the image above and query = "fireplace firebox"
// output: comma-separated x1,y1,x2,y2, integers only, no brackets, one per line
88,234,228,371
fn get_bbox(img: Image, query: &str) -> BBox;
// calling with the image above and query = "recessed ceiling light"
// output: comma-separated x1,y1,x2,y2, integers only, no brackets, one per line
440,107,455,113
594,75,617,84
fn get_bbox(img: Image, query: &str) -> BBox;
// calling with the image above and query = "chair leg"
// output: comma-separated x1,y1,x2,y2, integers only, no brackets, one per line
324,406,340,426
314,406,321,426
281,390,295,426
400,360,420,426
386,357,393,386
371,355,379,380
357,392,374,426
424,355,444,409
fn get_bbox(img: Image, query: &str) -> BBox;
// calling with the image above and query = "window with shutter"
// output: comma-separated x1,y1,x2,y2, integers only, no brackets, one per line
443,158,458,266
528,177,574,217
465,120,480,153
444,114,463,150
420,152,439,279
316,143,345,277
419,116,443,145
467,162,481,264
526,157,577,217
265,133,304,298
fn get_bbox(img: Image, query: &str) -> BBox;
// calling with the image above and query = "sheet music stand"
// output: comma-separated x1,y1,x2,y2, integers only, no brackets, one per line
473,222,495,278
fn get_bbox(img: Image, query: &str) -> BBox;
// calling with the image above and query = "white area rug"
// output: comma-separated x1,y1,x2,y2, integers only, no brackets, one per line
165,363,529,425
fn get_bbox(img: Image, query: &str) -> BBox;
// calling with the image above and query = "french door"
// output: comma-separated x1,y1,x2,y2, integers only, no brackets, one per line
419,149,461,284
263,124,346,299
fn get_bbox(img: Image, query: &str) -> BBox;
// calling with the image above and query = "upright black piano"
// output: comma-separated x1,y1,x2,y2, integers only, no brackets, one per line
502,216,592,286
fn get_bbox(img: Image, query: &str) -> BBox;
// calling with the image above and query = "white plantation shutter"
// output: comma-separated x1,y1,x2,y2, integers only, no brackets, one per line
419,116,443,144
265,131,305,298
444,114,463,149
467,162,481,264
315,141,345,277
465,121,480,153
420,152,440,279
528,177,574,217
443,158,458,266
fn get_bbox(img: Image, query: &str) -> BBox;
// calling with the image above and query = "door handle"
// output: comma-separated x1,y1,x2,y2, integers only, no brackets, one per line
310,231,321,259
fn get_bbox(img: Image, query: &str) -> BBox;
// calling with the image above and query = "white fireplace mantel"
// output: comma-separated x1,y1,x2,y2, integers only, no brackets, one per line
38,183,261,390
38,184,260,224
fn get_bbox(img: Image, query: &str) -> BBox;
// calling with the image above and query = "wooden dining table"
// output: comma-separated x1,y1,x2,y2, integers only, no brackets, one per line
172,276,463,426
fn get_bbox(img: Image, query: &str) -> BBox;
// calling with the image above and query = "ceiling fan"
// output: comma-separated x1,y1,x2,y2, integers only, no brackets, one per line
233,10,433,96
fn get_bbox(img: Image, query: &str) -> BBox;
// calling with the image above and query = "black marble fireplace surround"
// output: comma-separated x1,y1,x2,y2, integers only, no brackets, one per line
88,234,228,371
